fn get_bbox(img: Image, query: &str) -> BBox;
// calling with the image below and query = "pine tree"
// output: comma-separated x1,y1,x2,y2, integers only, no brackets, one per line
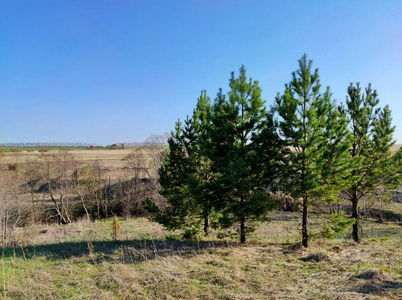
255,107,287,193
343,83,400,243
184,91,215,236
275,54,350,247
207,65,279,243
142,119,196,231
143,92,214,237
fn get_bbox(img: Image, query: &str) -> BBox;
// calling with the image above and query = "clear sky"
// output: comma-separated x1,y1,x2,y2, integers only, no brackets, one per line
1,0,401,145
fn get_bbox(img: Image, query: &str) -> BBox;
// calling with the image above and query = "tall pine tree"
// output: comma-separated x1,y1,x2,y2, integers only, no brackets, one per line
275,54,350,247
207,65,279,243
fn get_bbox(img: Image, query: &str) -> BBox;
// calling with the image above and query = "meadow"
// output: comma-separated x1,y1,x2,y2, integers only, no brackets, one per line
0,149,401,299
1,208,401,299
0,149,140,169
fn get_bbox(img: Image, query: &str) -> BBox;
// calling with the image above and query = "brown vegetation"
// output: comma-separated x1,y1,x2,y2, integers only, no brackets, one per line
0,148,165,246
0,213,400,299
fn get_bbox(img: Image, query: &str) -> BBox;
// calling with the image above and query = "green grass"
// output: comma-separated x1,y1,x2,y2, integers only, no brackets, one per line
1,212,401,299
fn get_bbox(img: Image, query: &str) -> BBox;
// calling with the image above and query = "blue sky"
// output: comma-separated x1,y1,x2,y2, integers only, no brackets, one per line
1,0,401,145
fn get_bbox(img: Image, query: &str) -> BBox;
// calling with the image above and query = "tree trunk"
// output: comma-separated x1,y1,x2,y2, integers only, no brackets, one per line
328,202,333,214
95,192,100,219
240,194,246,243
379,200,384,223
204,214,209,237
302,193,308,248
77,190,90,222
240,216,245,243
364,200,368,221
352,191,360,243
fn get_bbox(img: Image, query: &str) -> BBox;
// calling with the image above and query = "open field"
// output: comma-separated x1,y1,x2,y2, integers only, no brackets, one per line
391,144,402,153
1,206,401,300
0,147,91,151
1,144,400,166
4,145,400,162
0,149,141,168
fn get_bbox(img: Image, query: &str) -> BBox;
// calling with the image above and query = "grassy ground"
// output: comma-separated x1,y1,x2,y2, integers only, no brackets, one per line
0,149,161,178
1,209,401,299
0,149,140,168
0,147,92,151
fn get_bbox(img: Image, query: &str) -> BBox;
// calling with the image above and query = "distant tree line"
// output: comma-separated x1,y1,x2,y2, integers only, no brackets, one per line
144,54,402,247
0,143,99,148
0,138,169,149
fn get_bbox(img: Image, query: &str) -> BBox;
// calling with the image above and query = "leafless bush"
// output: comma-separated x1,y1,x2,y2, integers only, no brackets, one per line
0,167,24,247
269,191,301,212
35,151,79,224
0,142,167,227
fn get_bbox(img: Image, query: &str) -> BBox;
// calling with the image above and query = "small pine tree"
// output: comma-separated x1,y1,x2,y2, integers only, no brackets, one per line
322,214,356,239
343,83,400,242
143,92,214,237
113,216,120,240
143,119,198,231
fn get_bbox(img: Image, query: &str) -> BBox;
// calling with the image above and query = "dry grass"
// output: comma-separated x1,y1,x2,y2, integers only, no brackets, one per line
355,269,391,281
391,144,402,153
1,209,401,300
0,149,141,168
0,148,163,185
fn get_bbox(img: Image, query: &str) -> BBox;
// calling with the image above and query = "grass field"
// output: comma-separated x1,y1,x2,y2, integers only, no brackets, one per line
0,147,92,151
1,207,401,299
0,149,154,169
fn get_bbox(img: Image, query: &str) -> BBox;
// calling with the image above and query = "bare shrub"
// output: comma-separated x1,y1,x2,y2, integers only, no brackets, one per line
269,191,301,212
36,151,79,224
7,163,18,171
122,149,148,218
0,167,24,247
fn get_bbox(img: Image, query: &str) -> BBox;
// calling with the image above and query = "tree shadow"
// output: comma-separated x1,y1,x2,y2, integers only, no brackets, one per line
1,239,235,264
352,281,402,296
364,208,402,222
